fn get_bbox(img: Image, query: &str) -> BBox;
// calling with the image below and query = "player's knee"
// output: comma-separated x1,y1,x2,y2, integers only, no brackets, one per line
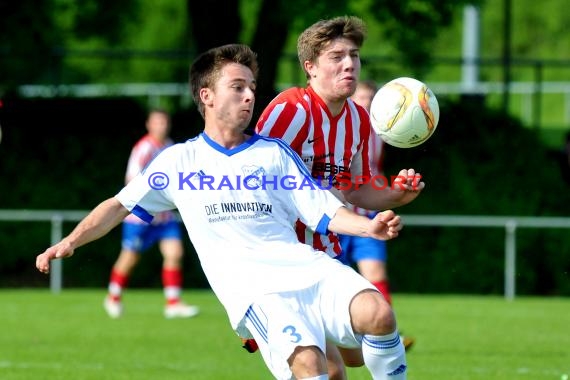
327,362,347,380
351,290,396,335
164,250,183,262
369,303,397,335
288,345,327,378
161,248,184,264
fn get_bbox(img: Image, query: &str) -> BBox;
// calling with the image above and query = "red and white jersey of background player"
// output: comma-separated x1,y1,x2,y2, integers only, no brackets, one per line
124,134,176,225
255,86,372,257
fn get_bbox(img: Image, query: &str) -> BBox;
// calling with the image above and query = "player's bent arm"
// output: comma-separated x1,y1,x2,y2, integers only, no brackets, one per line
327,207,402,241
36,198,130,274
342,168,425,210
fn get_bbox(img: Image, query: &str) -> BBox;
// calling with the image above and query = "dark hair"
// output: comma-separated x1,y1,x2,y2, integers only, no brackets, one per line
297,16,366,79
189,44,259,118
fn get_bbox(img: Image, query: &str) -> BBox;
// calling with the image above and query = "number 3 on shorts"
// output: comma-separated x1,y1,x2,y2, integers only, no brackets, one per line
282,325,302,343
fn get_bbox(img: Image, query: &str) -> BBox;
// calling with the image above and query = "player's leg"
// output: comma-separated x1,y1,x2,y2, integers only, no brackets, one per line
350,290,407,379
104,222,145,318
353,236,414,351
325,341,347,380
320,262,407,379
158,221,199,318
328,233,361,379
243,290,328,379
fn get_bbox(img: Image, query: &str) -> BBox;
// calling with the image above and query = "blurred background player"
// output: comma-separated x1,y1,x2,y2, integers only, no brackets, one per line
104,108,199,319
338,80,415,350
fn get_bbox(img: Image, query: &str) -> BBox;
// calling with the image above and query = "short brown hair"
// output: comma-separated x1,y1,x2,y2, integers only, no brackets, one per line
297,16,367,79
189,44,259,118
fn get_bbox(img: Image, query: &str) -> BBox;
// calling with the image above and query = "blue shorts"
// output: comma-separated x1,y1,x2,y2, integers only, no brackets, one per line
337,234,387,266
121,220,183,253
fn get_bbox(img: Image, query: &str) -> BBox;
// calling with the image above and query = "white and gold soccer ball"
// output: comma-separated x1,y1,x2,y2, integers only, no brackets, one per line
370,77,440,148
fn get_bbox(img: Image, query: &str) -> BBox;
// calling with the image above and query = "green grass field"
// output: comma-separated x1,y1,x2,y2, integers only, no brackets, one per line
0,289,568,379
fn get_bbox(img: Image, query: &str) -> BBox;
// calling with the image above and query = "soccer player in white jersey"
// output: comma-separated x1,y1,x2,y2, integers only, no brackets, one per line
36,44,408,380
255,16,422,379
103,109,199,319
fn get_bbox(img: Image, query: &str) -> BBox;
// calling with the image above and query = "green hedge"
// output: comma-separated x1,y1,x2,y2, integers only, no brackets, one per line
383,96,570,296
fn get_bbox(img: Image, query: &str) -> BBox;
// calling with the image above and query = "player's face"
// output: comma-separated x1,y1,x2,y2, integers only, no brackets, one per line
351,86,375,112
146,112,170,140
306,38,361,103
212,63,256,130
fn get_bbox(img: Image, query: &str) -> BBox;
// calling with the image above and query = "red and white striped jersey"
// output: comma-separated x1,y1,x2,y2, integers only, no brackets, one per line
124,134,175,224
348,131,386,217
255,86,372,257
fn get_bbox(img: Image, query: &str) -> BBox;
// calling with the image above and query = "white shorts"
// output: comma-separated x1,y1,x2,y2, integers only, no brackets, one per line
243,262,377,380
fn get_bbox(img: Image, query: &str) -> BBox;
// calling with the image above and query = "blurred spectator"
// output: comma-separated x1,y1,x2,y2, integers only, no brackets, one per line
104,109,199,319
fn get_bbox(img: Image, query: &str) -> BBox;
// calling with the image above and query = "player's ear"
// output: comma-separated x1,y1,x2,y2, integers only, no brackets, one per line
304,61,316,78
200,88,214,107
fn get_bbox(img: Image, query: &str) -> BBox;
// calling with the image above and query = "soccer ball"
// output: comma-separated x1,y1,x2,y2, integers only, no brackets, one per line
369,77,440,148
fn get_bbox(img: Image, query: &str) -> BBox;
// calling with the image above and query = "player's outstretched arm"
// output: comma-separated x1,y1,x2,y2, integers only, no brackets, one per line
343,168,425,210
36,198,130,274
327,207,402,241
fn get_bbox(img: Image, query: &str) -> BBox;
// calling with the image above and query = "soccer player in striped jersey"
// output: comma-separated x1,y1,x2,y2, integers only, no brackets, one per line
103,109,199,319
255,16,423,379
36,43,408,380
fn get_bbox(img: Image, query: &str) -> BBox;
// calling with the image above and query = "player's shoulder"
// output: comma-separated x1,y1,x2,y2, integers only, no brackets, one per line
254,133,285,146
271,87,309,106
256,89,306,135
156,139,192,158
258,87,309,129
131,134,152,150
253,134,298,156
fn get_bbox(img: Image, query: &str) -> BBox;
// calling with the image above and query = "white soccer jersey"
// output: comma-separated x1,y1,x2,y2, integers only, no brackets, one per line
115,133,345,331
124,134,175,224
255,86,372,256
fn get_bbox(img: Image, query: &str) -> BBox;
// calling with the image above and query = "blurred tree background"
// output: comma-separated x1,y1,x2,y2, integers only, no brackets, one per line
0,0,569,296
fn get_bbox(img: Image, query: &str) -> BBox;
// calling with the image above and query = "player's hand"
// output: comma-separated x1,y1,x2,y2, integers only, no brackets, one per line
36,241,75,274
389,168,424,206
369,210,402,240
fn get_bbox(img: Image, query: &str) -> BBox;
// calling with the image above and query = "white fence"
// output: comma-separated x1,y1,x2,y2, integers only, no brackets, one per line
2,209,570,299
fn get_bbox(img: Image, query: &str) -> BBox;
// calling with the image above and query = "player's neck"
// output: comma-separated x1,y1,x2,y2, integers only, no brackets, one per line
325,100,345,117
147,133,167,145
309,85,346,117
203,126,248,149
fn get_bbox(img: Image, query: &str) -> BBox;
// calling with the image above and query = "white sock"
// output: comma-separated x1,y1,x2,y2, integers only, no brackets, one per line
362,330,407,379
300,376,328,380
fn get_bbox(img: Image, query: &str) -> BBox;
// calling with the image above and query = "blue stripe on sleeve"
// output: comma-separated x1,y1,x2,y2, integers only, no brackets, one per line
315,214,332,235
131,205,154,224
